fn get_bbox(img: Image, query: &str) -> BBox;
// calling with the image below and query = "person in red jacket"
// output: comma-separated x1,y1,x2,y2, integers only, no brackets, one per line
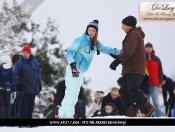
145,42,163,117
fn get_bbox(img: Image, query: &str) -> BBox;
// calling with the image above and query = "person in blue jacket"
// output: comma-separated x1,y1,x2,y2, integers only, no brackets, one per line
13,45,42,118
58,19,121,118
0,55,15,118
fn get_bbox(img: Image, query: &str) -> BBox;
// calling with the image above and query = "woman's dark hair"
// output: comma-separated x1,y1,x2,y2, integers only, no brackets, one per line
12,54,21,64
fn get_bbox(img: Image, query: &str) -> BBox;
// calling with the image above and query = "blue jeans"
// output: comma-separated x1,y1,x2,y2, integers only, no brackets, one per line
147,86,162,117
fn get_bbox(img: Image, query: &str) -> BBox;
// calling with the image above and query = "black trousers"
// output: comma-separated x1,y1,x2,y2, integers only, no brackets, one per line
0,90,11,118
119,73,146,110
74,99,86,119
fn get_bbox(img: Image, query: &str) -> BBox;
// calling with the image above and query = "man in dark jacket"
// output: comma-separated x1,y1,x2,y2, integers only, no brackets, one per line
109,15,154,117
52,80,85,119
162,74,175,117
101,87,122,115
13,45,42,118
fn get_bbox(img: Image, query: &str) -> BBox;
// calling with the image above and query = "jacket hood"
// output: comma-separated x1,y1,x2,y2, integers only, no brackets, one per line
132,26,145,39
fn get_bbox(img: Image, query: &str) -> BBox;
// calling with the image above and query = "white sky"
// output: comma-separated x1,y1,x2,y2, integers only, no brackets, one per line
1,0,175,94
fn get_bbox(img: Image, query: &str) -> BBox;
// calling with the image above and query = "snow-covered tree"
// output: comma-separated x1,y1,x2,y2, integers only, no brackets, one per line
35,17,67,87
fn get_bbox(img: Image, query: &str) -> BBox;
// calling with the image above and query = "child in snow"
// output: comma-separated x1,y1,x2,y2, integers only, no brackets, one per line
86,91,104,117
92,102,119,117
0,55,15,118
58,19,121,118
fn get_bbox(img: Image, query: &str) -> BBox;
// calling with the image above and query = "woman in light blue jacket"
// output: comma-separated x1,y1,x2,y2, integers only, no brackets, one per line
58,20,121,118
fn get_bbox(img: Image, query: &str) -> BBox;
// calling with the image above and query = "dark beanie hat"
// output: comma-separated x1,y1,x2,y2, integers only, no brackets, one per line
122,15,137,27
145,42,153,48
85,20,99,34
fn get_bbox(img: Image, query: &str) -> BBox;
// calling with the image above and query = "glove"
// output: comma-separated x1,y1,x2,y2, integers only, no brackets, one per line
109,56,122,70
109,54,118,59
15,80,22,91
114,48,122,55
70,62,80,77
11,92,17,99
109,48,122,59
10,92,17,105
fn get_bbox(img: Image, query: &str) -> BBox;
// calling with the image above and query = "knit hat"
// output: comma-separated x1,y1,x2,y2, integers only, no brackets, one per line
22,45,31,54
94,91,104,98
105,102,116,110
0,55,12,69
145,42,153,49
122,15,137,27
85,20,99,34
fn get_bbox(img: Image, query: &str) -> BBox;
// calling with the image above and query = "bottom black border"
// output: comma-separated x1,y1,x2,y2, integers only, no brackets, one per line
0,118,175,126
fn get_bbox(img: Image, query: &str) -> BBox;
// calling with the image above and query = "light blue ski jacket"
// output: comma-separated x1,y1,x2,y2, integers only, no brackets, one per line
66,33,121,73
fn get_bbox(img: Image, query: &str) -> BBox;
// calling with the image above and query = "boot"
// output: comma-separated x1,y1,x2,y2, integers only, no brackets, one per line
143,101,155,117
124,107,134,117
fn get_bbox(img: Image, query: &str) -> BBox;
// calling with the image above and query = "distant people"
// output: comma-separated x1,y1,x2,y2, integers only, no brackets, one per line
101,87,122,115
109,15,154,117
145,42,163,117
53,80,86,119
86,91,104,117
92,102,119,117
13,45,42,118
0,55,15,118
162,74,175,117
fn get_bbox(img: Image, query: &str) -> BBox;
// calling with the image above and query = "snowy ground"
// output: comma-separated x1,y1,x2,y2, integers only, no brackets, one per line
0,126,175,132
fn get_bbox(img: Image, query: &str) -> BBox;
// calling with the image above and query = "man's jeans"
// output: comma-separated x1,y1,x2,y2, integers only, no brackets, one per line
147,86,162,117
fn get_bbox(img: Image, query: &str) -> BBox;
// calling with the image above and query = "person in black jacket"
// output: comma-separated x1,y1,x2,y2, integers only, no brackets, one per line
162,74,175,117
101,87,122,115
52,80,85,119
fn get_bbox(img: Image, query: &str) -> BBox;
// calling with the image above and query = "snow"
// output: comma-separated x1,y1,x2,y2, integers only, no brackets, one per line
0,126,175,132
